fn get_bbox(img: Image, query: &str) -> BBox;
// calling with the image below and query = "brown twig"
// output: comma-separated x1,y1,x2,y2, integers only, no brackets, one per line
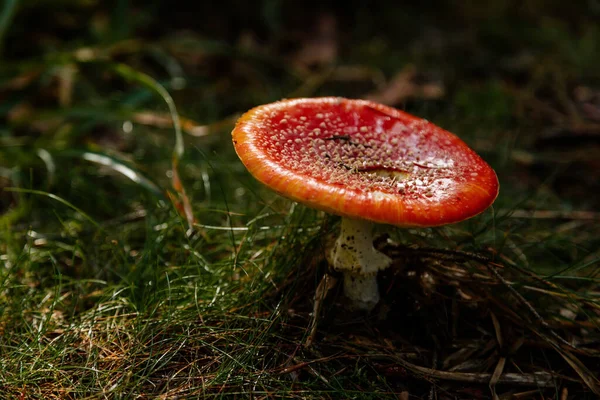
501,209,600,220
368,354,565,387
305,273,338,347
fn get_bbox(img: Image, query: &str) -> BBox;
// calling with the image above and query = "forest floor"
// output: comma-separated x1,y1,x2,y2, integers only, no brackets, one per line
1,1,599,398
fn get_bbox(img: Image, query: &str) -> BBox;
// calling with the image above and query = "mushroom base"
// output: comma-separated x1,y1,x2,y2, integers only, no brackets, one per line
330,218,392,310
342,273,380,311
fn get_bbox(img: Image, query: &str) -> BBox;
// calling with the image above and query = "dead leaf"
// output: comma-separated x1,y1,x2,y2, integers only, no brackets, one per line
367,65,445,106
292,13,338,72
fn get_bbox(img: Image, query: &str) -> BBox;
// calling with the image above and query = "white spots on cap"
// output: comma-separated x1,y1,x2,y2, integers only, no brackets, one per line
250,101,484,204
425,178,455,202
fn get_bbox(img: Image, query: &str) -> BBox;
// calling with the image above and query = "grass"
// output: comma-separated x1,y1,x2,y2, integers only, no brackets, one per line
1,1,599,398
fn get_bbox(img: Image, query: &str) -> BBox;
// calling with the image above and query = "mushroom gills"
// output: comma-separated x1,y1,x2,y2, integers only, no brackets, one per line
330,217,392,310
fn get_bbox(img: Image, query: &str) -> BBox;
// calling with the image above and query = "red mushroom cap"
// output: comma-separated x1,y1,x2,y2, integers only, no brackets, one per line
232,97,499,227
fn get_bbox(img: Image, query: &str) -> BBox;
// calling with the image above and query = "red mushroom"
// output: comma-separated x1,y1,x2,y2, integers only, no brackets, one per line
232,97,499,310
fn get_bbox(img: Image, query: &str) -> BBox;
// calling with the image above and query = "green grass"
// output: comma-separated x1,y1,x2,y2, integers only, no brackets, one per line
1,1,599,398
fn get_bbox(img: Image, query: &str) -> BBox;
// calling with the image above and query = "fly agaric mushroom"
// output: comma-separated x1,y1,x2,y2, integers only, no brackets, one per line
232,97,499,310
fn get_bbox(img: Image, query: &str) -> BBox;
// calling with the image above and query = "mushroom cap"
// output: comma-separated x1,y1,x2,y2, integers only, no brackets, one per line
232,97,499,227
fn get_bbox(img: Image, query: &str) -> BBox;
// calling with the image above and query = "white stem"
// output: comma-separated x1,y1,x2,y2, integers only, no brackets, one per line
343,273,380,311
330,218,392,310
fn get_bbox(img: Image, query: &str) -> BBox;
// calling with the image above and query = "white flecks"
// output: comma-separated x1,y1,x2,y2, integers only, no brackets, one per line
251,102,483,202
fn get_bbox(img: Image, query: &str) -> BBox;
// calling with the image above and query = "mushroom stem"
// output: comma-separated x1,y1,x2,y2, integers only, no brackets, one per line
330,217,392,310
342,272,381,311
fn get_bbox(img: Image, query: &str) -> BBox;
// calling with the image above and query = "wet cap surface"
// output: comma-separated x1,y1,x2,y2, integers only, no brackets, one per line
232,97,499,227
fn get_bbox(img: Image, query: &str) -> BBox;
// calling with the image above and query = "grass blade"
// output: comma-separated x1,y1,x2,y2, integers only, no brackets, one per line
0,0,19,56
110,62,194,228
77,150,166,200
3,187,100,228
